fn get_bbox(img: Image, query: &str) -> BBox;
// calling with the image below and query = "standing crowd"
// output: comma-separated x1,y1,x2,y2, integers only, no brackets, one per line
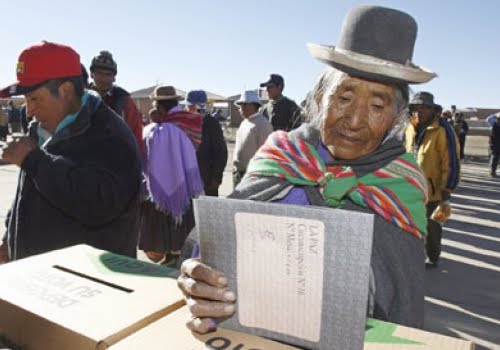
0,41,303,266
0,4,493,343
0,100,29,141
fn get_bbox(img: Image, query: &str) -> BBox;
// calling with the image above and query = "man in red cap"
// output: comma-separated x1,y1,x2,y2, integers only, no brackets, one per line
0,41,142,262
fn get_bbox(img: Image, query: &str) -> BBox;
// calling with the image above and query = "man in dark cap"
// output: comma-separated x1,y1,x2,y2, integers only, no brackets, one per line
185,90,228,197
89,50,144,152
453,112,469,160
260,73,302,132
404,91,460,267
0,41,142,262
489,114,500,177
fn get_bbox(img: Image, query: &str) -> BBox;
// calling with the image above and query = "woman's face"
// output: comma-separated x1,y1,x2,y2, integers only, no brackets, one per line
321,76,400,160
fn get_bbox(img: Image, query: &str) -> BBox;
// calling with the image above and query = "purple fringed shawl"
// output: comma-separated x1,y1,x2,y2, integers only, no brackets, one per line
144,123,204,222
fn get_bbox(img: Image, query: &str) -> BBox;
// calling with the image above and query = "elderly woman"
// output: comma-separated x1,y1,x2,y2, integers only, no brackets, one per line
178,5,436,334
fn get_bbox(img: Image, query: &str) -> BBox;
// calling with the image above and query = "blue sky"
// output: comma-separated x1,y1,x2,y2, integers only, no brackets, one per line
1,0,499,110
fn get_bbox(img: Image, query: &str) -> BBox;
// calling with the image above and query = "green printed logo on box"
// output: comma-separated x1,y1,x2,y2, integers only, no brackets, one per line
88,252,177,278
365,318,422,345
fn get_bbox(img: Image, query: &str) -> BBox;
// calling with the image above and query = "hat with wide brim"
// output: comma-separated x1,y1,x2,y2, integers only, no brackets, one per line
307,5,437,84
409,91,437,107
149,85,184,101
234,90,261,106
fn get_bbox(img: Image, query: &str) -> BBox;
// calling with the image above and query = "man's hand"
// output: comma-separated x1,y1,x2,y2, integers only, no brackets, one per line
1,136,37,166
441,191,451,202
0,241,9,265
177,259,236,333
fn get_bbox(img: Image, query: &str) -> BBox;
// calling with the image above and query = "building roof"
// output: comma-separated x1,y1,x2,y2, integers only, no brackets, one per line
130,85,226,102
468,107,500,119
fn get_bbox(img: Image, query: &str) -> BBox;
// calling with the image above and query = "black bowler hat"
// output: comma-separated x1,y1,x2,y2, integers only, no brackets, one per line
306,5,437,84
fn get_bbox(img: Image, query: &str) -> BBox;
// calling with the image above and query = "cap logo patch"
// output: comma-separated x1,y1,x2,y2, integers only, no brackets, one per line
16,61,25,74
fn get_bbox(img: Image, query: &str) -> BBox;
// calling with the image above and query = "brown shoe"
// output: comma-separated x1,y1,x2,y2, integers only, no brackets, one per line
145,251,165,263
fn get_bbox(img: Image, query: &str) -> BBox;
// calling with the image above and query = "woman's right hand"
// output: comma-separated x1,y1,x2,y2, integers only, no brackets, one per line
177,259,236,333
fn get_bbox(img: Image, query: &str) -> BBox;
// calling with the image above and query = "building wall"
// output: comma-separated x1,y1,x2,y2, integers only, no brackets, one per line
132,98,151,118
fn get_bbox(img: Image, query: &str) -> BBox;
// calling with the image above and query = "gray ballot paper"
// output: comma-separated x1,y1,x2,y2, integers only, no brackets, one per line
194,196,374,350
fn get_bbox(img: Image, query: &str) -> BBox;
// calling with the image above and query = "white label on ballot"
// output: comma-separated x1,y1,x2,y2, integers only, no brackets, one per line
235,213,325,342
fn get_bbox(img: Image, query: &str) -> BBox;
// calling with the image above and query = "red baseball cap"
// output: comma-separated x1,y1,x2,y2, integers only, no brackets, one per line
0,41,81,97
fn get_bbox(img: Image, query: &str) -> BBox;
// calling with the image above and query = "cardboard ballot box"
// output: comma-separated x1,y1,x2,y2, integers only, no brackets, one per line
110,306,301,349
0,245,185,350
110,307,474,350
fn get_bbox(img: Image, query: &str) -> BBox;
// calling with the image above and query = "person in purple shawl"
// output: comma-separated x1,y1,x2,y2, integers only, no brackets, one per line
139,85,204,265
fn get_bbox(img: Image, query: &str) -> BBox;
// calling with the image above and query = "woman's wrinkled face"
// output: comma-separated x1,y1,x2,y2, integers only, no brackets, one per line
321,76,400,160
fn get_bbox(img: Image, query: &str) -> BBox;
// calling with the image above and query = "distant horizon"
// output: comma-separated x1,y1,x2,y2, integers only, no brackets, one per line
1,1,500,111
3,88,499,114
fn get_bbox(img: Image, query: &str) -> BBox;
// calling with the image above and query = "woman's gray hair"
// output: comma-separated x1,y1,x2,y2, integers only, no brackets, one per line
303,67,409,137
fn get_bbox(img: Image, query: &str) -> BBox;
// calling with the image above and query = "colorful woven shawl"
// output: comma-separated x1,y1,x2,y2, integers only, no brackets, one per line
246,131,428,238
161,110,202,147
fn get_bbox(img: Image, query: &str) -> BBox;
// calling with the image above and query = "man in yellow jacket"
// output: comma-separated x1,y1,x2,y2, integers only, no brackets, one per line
404,92,460,266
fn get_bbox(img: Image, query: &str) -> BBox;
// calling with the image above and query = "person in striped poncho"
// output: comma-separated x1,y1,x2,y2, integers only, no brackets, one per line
178,5,437,336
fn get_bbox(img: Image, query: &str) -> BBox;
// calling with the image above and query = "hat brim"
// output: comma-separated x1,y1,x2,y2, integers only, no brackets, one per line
149,95,184,101
234,100,261,106
185,101,206,107
0,79,46,97
307,43,437,84
409,100,436,107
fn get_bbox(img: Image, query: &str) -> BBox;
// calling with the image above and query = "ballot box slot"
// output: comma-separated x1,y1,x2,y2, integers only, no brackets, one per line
53,265,134,293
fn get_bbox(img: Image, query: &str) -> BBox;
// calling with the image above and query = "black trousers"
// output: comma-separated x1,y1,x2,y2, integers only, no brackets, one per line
204,186,219,197
458,135,466,160
490,150,499,175
426,201,442,263
0,126,7,141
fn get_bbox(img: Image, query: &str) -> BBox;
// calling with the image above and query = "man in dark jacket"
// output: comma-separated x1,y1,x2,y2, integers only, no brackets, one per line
185,90,228,196
453,112,469,160
0,41,142,262
490,114,500,177
89,50,144,153
260,74,302,132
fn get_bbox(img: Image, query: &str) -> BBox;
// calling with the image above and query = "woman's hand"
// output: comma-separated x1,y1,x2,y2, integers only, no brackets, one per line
177,259,236,333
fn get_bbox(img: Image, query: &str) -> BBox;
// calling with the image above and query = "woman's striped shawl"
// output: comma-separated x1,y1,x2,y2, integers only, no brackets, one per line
246,131,428,239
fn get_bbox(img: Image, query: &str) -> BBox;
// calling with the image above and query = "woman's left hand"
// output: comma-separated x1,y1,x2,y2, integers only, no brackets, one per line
177,259,236,333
